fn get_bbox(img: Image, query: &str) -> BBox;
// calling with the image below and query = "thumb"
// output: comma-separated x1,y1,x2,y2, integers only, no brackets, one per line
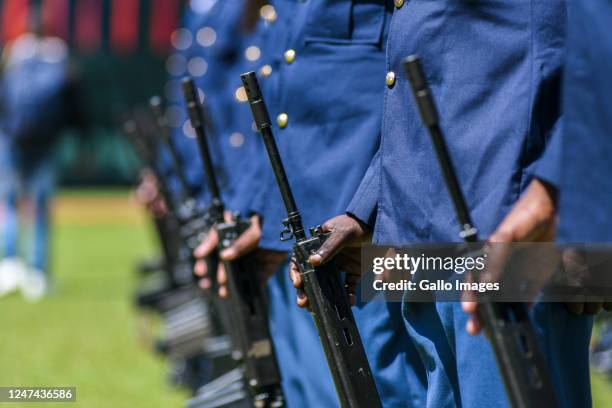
220,223,260,261
309,222,347,266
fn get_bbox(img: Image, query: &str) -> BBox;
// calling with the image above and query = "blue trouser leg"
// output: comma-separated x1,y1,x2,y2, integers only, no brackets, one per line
3,189,19,259
452,302,592,408
531,303,593,408
449,302,510,408
402,300,461,408
267,256,337,408
354,293,427,408
267,256,306,407
31,188,50,272
404,299,593,408
25,156,54,273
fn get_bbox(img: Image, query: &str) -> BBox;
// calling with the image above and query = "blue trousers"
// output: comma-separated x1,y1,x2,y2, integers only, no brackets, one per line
0,140,55,272
403,299,592,408
354,293,427,408
267,256,338,408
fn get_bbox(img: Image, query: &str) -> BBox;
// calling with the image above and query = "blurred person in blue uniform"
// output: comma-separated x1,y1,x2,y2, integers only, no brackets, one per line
142,2,334,406
0,10,77,301
306,1,593,407
146,0,221,212
197,1,428,406
186,2,338,406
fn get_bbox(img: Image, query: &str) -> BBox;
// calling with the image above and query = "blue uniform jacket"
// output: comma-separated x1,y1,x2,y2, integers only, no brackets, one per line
347,0,565,244
247,0,393,251
161,0,246,208
214,12,278,215
557,0,612,243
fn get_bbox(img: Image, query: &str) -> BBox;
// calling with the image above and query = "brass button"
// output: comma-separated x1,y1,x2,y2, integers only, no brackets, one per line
245,45,261,62
260,5,277,23
260,64,273,77
235,86,248,102
277,113,289,129
229,132,245,147
284,49,296,64
394,0,404,8
386,71,396,88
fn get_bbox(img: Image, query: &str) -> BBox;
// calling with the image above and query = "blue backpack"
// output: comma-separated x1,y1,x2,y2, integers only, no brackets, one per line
0,50,70,146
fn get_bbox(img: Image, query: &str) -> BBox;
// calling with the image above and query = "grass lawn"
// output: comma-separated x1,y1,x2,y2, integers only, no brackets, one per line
0,189,610,407
0,190,188,407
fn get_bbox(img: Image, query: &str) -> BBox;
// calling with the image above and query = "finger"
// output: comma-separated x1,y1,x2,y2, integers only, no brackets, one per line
296,288,309,308
290,259,303,289
194,259,208,277
466,316,482,335
335,252,362,277
480,241,512,284
194,229,219,259
220,225,259,261
462,301,478,314
564,302,584,315
198,278,211,290
217,263,227,286
219,285,228,299
340,247,361,263
583,301,603,315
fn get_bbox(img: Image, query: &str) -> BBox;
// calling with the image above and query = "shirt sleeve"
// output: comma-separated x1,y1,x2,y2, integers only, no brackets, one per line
532,118,563,188
346,148,381,227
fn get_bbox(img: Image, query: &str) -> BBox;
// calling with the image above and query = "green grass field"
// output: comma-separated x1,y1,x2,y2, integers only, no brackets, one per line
0,190,188,407
0,190,611,407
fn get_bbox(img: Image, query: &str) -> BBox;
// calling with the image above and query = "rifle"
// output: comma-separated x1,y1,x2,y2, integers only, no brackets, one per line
241,71,382,408
403,55,559,408
182,77,285,407
130,106,252,400
123,117,178,274
148,97,219,263
123,114,191,295
148,98,247,362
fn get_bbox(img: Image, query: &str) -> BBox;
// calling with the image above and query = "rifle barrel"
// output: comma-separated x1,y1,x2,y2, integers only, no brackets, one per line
241,71,305,241
149,96,191,195
181,77,223,208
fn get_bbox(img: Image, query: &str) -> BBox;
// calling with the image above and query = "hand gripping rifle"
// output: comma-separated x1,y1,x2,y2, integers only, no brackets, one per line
182,77,285,408
403,55,558,408
240,71,382,408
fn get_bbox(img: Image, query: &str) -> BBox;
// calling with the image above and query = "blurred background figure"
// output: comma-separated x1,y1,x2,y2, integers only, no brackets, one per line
0,5,76,300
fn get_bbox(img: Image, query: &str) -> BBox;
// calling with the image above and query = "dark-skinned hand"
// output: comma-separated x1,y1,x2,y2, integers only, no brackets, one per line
289,214,371,308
